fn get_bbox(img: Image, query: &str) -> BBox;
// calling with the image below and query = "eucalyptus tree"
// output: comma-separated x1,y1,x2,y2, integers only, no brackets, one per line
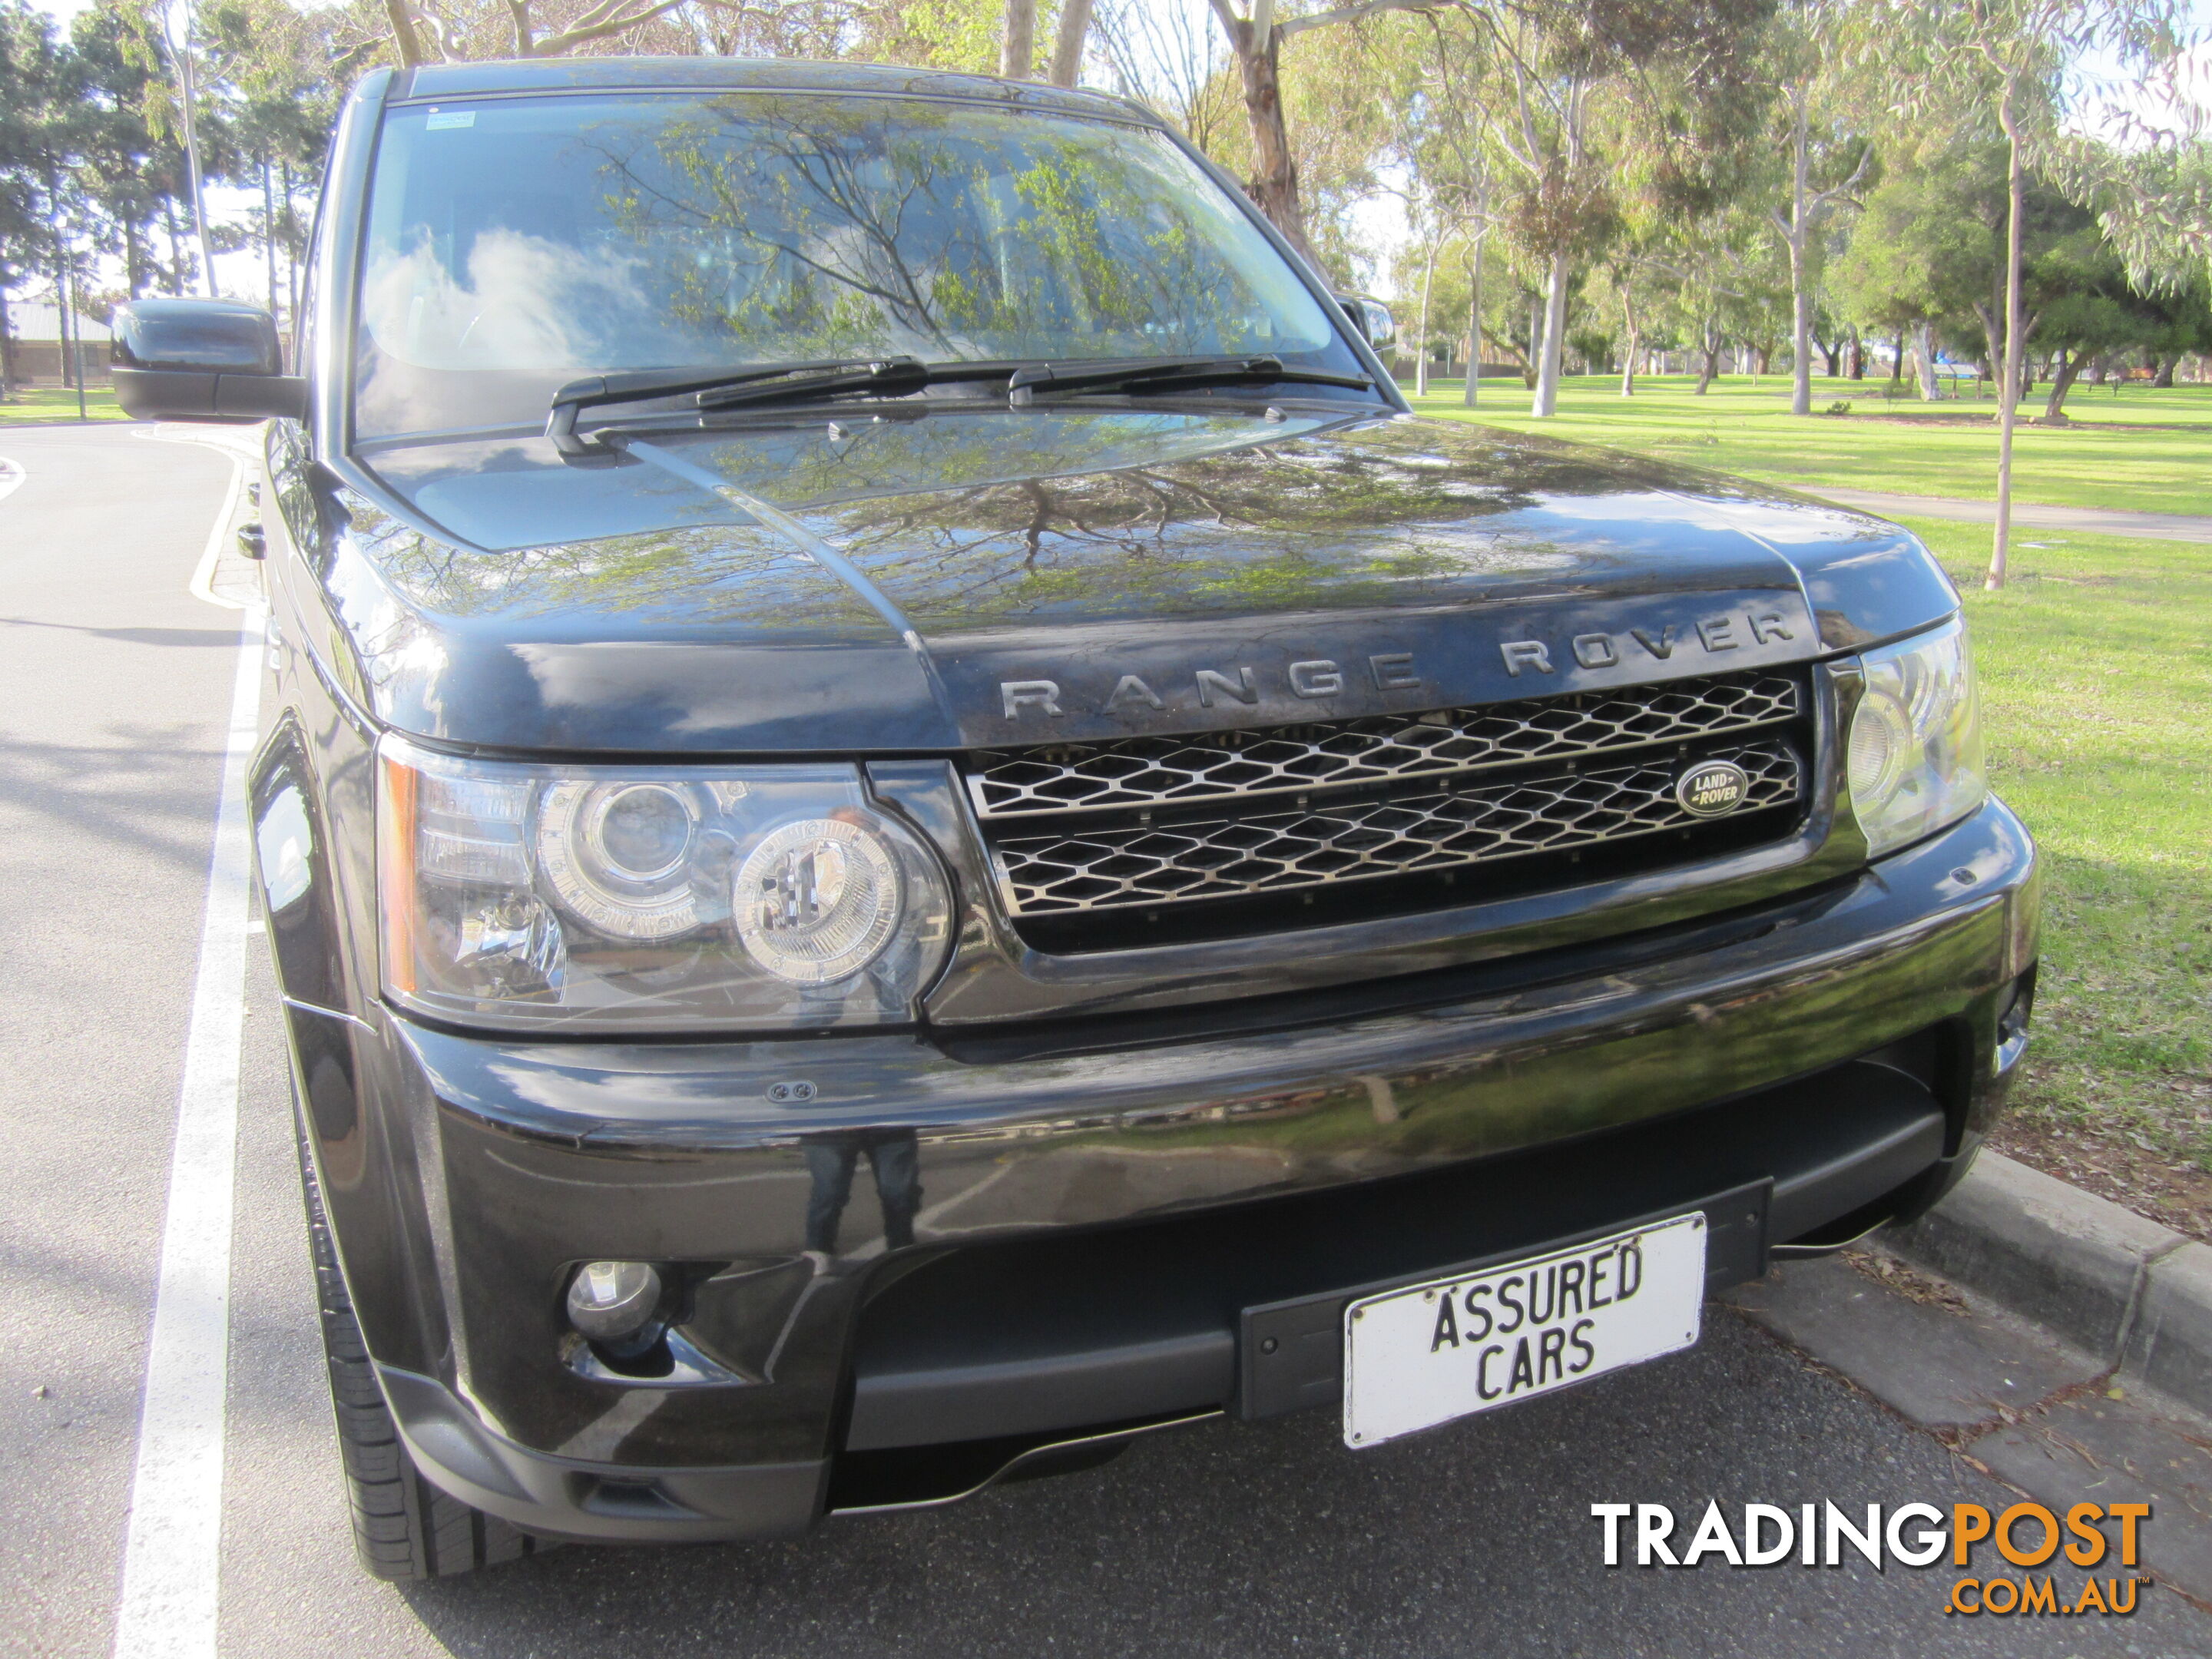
1455,0,1774,415
1760,0,1873,413
1394,10,1498,403
1867,0,2195,588
1200,0,1449,263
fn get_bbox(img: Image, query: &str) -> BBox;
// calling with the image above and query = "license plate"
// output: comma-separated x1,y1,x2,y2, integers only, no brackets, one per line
1342,1212,1707,1447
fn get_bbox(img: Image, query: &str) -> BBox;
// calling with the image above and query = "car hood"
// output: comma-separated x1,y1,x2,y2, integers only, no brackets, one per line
336,406,1959,753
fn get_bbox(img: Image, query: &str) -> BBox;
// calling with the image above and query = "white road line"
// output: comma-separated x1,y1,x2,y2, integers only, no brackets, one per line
110,598,265,1653
0,458,23,502
133,427,259,611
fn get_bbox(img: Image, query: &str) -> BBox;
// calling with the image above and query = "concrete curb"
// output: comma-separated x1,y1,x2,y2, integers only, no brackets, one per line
1883,1151,2209,1417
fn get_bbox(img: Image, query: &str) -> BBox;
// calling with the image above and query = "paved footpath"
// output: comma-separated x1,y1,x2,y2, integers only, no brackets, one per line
1813,485,2212,544
1,423,2207,1657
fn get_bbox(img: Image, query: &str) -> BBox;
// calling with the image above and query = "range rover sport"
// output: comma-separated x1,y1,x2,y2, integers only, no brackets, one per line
113,57,2038,1578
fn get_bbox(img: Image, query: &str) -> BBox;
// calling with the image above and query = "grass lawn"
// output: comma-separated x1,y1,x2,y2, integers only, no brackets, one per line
1922,517,2212,1220
0,385,128,425
1406,373,2212,518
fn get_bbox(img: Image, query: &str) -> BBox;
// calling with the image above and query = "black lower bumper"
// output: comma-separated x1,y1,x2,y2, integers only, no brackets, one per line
340,798,2037,1543
849,1055,1947,1450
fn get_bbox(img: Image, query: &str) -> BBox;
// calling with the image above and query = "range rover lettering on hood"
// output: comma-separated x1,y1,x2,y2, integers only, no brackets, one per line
995,603,1807,725
964,590,1816,741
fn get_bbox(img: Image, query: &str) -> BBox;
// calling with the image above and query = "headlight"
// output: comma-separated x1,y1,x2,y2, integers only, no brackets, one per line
1846,616,1987,858
377,738,953,1031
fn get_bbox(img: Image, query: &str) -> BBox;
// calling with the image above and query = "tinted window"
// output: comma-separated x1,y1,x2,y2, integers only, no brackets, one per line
356,92,1348,438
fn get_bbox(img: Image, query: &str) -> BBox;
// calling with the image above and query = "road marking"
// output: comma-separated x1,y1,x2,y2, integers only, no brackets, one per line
110,597,264,1653
134,429,258,611
0,457,22,502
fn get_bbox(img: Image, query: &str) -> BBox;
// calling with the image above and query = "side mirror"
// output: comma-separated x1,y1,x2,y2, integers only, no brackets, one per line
1336,294,1397,353
111,297,307,422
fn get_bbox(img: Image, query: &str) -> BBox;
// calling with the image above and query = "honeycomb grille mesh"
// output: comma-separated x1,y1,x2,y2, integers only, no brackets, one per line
967,671,1802,820
990,740,1803,917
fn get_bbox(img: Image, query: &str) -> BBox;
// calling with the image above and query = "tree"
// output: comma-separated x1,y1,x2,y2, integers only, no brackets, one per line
1202,0,1443,265
2026,224,2154,420
201,0,346,321
1761,1,1873,415
1459,0,1774,414
1869,0,2194,588
0,2,66,396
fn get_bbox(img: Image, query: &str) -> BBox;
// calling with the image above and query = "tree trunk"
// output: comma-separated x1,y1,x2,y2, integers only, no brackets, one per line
1461,230,1484,408
1047,0,1092,87
2040,347,2082,423
1414,235,1439,398
1988,80,2024,592
1786,98,1814,417
1972,301,2003,407
1890,331,1904,388
1523,297,1541,389
2154,353,2177,389
1847,325,1864,380
162,197,184,294
1001,0,1035,77
1914,320,1939,400
1531,250,1568,416
0,285,18,399
263,160,280,316
124,219,142,298
383,0,426,65
1694,321,1720,393
1618,287,1638,397
283,158,300,325
49,194,74,392
1220,12,1315,263
176,43,217,293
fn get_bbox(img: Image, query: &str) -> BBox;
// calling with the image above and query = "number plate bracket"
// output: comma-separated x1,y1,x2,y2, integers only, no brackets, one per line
1235,1178,1770,1421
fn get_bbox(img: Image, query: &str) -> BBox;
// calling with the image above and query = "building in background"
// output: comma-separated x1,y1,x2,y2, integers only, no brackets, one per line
1,301,112,387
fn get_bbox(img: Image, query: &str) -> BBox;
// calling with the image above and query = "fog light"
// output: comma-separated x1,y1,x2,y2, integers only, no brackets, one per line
566,1260,661,1343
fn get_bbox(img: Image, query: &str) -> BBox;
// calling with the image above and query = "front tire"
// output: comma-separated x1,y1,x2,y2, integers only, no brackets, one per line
294,1102,546,1578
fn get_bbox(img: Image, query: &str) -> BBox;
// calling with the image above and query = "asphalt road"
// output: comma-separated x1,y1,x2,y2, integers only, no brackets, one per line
2,421,2207,1659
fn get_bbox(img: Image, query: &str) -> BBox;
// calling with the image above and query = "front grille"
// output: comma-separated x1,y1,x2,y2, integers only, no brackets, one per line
967,671,1803,820
964,668,1813,949
994,739,1802,916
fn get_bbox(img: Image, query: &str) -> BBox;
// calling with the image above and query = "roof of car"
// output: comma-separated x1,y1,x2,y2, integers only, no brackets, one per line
393,57,1161,127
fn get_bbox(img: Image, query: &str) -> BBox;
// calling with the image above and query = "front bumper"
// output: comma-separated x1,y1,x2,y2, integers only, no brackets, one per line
334,797,2038,1543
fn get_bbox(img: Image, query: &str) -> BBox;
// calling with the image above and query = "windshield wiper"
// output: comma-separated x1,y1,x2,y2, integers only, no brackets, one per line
548,357,1019,456
1005,356,1371,406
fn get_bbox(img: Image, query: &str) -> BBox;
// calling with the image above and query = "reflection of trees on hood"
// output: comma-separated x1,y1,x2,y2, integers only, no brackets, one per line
347,497,881,629
576,95,1293,362
789,416,1591,628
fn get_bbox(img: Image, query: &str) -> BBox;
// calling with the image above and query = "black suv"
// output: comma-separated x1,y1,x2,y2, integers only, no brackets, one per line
116,58,2037,1578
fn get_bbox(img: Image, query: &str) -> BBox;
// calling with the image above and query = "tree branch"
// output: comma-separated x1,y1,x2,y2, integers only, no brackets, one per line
530,0,690,54
1273,0,1456,40
381,0,425,67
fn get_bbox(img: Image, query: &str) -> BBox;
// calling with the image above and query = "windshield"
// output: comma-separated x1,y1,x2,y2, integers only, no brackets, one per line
355,91,1356,440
